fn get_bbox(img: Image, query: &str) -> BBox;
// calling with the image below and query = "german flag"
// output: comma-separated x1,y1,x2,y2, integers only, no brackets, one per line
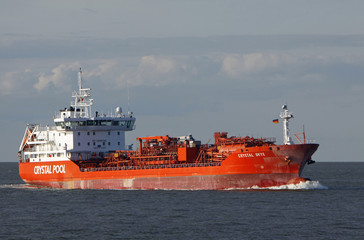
272,119,279,124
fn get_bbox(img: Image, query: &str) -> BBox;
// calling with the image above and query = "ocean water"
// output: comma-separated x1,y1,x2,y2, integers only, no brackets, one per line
0,162,363,240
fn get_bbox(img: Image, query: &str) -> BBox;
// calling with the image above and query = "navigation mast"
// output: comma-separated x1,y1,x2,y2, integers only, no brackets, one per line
71,68,93,118
280,104,294,145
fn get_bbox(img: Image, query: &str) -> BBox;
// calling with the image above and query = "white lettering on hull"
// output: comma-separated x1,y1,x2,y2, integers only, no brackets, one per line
238,152,266,158
34,165,66,174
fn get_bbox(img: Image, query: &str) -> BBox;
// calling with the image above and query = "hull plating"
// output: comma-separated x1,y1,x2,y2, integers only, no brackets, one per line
19,144,318,190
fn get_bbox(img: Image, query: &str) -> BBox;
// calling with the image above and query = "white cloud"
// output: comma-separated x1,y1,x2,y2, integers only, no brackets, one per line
24,52,364,96
0,61,118,96
116,55,180,88
221,53,287,78
33,62,80,91
83,60,117,79
0,70,34,95
109,52,361,90
0,72,17,95
34,62,80,91
140,56,177,75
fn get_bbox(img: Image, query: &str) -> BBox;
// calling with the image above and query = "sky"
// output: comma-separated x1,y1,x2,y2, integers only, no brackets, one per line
1,0,364,162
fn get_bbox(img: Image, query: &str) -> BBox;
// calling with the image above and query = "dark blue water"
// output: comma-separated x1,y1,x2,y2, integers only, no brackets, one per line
1,162,363,240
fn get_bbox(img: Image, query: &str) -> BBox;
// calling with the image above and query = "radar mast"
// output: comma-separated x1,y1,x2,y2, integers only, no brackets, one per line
71,68,93,118
280,104,294,145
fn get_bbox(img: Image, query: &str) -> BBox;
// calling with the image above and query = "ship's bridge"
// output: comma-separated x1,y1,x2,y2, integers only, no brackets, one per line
19,68,136,163
53,115,135,131
53,68,136,132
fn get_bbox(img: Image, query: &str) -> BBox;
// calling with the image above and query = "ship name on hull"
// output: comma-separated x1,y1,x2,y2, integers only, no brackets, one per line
34,165,66,174
238,152,265,158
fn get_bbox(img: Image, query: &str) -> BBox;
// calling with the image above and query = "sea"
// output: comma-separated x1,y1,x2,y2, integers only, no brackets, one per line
0,162,363,240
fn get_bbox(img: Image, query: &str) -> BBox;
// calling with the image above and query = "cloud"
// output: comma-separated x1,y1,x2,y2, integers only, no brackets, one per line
3,52,362,99
116,55,181,88
83,60,117,79
139,56,177,75
34,62,81,91
221,53,293,78
0,70,34,95
218,53,364,89
0,61,119,96
0,72,17,95
106,52,364,93
3,51,361,101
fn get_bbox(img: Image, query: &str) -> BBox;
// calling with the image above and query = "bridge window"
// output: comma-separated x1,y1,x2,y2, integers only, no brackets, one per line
100,120,112,126
126,120,135,129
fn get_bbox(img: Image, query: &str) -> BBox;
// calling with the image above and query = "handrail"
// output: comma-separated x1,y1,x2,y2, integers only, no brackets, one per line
80,162,222,172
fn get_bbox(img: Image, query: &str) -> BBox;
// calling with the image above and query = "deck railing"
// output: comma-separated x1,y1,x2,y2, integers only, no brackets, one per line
80,162,222,172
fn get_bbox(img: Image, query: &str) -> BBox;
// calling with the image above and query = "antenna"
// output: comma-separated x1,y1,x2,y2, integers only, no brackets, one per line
78,67,82,93
127,80,130,113
72,68,93,118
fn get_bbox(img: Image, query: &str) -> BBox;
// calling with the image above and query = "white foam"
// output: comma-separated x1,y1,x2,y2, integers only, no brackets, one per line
0,184,30,189
0,181,328,191
0,184,59,190
248,180,328,190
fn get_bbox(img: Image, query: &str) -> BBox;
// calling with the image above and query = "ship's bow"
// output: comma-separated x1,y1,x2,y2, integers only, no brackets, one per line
275,143,319,182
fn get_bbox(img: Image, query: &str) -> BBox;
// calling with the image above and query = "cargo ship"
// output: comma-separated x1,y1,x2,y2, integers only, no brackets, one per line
18,69,319,190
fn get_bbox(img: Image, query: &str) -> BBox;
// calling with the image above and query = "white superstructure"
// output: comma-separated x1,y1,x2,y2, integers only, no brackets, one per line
19,68,136,163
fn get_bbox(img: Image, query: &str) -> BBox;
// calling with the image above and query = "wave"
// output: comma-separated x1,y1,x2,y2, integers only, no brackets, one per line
0,183,55,190
0,180,328,191
0,184,30,189
248,180,328,190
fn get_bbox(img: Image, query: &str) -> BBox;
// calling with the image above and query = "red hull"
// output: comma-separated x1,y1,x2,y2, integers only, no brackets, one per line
19,144,318,190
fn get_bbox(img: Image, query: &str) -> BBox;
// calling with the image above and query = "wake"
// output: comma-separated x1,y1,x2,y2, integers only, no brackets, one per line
248,180,328,190
0,184,51,189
